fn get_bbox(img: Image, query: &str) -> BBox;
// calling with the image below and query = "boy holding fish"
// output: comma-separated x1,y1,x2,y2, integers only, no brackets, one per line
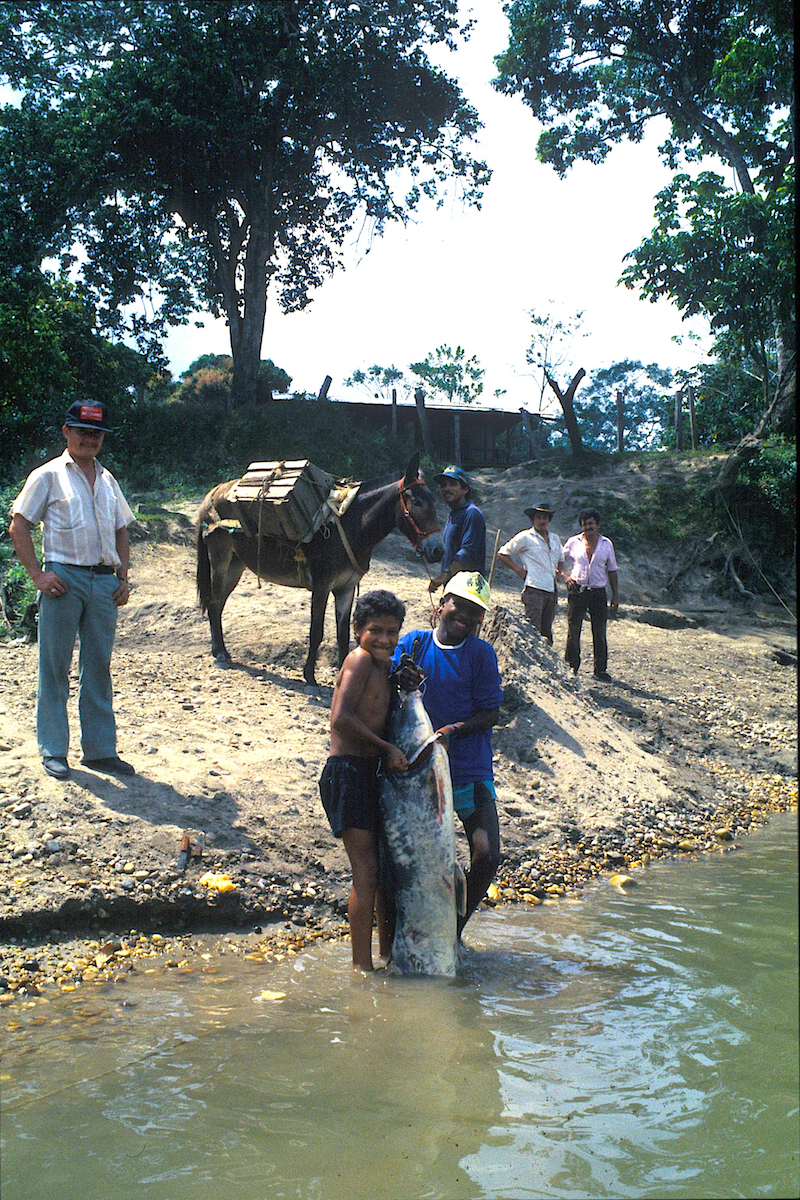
319,589,410,972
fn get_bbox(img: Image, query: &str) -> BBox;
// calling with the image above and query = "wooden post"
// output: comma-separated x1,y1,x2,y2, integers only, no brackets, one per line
615,388,624,452
414,387,434,458
488,528,502,586
674,389,683,450
453,409,461,465
317,375,332,401
391,387,398,438
686,383,698,450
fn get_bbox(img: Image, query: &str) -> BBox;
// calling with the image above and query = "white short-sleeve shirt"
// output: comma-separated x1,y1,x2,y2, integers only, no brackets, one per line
12,450,134,568
499,527,564,591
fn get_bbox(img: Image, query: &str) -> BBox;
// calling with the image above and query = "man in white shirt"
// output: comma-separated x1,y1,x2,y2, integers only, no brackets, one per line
9,401,136,780
497,503,565,644
562,507,619,681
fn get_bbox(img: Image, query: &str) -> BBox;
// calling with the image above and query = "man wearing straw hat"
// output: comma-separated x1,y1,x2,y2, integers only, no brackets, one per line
497,503,566,645
426,465,486,594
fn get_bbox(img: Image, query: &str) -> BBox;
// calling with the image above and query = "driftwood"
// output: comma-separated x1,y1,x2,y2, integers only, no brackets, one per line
724,545,756,600
665,531,721,594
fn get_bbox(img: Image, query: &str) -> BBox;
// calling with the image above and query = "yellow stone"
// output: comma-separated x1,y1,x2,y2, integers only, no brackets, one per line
609,873,636,888
486,883,501,901
522,893,542,905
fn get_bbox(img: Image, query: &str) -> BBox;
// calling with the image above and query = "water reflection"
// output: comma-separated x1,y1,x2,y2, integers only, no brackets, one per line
1,813,797,1200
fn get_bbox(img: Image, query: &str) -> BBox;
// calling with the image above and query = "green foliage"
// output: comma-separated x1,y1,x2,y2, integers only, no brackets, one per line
494,0,792,188
593,481,703,553
738,437,796,524
171,356,291,406
620,169,795,359
676,353,771,446
0,480,39,639
496,1,795,391
1,1,489,402
258,359,292,397
102,395,412,493
575,361,674,452
344,364,408,402
0,271,148,464
410,345,484,404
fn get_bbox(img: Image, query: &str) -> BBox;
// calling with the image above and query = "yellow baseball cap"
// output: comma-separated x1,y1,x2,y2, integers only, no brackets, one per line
444,571,491,611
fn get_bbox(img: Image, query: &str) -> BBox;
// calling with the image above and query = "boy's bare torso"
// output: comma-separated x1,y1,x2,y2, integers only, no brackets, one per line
330,647,392,758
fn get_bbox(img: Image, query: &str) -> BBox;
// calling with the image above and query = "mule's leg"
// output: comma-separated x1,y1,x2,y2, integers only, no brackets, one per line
334,584,357,669
304,585,331,686
204,528,246,664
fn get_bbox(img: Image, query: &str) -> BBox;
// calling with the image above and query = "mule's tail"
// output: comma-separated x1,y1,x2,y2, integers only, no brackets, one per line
196,522,212,615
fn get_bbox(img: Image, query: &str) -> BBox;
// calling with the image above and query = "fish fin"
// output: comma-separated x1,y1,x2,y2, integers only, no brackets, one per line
455,863,467,917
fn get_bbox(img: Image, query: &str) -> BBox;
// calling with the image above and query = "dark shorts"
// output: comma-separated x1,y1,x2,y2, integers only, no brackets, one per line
319,755,382,838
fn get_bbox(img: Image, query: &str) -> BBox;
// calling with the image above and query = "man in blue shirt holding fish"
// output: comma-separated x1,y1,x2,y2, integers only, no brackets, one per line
393,571,503,936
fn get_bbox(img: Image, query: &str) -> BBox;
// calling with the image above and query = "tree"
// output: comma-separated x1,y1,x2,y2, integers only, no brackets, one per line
577,360,673,452
344,364,407,403
495,0,795,479
0,271,146,467
410,344,484,463
174,354,291,407
0,1,490,406
526,307,586,454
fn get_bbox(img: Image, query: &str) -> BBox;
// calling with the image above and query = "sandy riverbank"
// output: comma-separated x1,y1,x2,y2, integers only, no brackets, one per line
1,464,796,1002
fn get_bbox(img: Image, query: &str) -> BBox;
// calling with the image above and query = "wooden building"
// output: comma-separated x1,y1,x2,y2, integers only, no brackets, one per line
322,397,523,467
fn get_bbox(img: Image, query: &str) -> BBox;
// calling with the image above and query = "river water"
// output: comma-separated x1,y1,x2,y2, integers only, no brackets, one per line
2,812,797,1200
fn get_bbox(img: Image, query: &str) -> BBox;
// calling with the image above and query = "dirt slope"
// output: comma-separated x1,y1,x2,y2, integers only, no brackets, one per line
0,457,795,996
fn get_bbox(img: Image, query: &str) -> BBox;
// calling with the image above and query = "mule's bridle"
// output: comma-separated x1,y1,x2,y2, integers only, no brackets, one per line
398,480,440,553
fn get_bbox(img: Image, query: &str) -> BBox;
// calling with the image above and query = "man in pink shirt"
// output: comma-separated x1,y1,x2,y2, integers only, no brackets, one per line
561,508,619,681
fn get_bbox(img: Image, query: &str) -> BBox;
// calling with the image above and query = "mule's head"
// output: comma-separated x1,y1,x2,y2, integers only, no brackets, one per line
398,455,444,563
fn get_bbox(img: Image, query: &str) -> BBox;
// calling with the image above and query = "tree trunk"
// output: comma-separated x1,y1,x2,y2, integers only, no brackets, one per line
391,387,398,438
230,321,262,409
615,388,624,452
545,368,585,454
453,409,461,464
716,351,796,491
414,388,434,458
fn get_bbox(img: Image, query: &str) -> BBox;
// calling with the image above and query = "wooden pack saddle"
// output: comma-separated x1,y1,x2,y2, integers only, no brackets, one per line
215,460,359,544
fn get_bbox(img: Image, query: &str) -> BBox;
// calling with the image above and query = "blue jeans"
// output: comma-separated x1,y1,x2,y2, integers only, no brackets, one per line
36,562,119,759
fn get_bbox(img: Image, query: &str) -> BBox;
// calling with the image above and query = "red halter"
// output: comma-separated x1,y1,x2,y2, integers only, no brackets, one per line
398,479,440,553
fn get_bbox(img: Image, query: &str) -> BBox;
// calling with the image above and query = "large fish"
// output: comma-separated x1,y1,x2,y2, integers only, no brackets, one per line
380,688,466,977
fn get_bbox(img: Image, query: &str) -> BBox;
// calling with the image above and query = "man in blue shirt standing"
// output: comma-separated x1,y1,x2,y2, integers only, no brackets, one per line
393,571,503,936
427,465,486,594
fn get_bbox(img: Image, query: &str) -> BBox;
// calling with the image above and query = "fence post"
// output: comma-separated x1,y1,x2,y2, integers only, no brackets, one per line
686,384,698,450
674,390,683,450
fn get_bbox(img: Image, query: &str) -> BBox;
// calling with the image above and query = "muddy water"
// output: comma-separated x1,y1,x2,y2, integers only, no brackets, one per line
2,813,797,1200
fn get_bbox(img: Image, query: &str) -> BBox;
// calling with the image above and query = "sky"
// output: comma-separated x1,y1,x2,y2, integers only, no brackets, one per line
160,0,713,413
2,2,716,416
